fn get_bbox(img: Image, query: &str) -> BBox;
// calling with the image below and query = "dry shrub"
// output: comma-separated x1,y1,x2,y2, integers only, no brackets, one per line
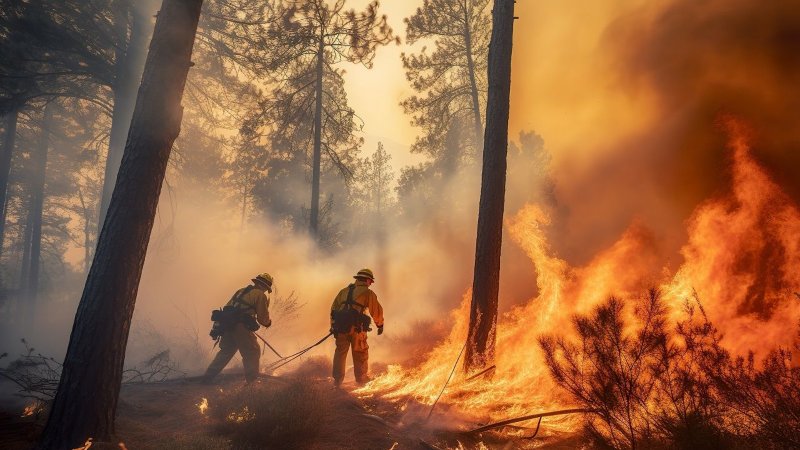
689,329,800,448
212,380,329,449
541,289,800,449
539,290,728,449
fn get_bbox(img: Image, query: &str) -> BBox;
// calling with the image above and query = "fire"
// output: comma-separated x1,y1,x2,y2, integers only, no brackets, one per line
359,118,800,429
21,400,42,418
664,118,800,355
226,405,254,423
197,397,209,416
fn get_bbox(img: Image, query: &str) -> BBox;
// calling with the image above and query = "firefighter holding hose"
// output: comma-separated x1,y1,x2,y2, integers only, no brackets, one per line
202,273,273,383
330,268,384,387
331,269,383,387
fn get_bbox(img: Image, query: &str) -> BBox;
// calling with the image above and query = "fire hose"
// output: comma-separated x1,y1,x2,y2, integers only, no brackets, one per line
254,332,284,359
426,341,467,421
262,332,334,372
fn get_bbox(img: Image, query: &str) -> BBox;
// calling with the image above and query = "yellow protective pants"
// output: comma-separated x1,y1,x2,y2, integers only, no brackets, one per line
332,331,369,384
204,323,260,382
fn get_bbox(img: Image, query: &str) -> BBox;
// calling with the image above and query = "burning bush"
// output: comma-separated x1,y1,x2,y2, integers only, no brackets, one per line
540,289,800,449
211,380,329,449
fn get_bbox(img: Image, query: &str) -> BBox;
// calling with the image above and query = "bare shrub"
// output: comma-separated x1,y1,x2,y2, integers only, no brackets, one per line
0,339,61,401
211,380,329,449
0,339,184,403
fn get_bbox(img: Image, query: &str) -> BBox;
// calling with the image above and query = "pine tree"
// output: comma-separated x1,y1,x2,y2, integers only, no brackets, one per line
402,0,490,164
464,0,516,372
39,0,204,446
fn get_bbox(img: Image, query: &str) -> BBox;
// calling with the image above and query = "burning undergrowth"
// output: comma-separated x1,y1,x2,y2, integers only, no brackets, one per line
357,118,800,444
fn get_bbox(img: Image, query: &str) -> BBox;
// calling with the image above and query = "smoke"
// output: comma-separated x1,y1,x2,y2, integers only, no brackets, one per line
510,0,800,265
5,0,799,387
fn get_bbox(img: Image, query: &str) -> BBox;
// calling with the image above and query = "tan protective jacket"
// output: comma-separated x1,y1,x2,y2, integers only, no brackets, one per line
330,280,384,328
226,285,271,327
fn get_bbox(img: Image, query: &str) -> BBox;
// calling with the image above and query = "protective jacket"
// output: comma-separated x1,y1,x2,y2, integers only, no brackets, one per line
227,285,272,327
330,280,384,329
331,280,383,384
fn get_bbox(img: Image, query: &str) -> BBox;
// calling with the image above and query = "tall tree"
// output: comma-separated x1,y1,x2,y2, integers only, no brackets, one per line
464,0,516,372
0,106,18,255
263,0,395,238
23,102,52,327
402,0,490,164
39,0,204,446
98,0,158,225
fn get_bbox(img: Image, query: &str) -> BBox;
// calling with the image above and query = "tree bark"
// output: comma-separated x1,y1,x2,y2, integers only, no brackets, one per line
0,106,19,258
38,1,203,447
310,38,325,238
24,104,52,327
464,0,515,372
98,4,155,228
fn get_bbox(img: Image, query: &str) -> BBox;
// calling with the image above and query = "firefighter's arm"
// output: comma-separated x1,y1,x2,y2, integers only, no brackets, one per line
366,291,384,333
256,292,272,328
330,290,343,331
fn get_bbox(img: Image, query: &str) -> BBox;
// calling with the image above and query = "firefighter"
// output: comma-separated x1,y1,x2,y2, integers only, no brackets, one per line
330,268,384,386
202,273,273,383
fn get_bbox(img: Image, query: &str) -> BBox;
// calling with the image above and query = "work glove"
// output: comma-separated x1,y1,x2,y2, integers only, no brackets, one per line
377,325,384,336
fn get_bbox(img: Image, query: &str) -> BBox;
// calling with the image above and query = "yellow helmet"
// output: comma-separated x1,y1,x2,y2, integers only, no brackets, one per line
353,268,375,282
253,272,274,292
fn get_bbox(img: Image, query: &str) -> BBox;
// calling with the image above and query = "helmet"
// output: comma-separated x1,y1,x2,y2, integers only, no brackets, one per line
353,268,375,282
252,272,274,292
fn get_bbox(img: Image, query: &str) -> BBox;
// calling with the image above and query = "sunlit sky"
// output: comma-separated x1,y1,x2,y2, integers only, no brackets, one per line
342,1,421,168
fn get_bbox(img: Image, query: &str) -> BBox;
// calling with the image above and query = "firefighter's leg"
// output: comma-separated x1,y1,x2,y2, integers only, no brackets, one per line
234,324,261,382
332,333,352,385
352,332,370,384
203,332,238,381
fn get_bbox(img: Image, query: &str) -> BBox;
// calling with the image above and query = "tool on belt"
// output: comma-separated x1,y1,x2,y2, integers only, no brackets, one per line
330,284,372,334
209,286,261,340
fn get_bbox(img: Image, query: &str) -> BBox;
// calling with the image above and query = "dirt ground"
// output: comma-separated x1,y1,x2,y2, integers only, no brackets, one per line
0,363,582,450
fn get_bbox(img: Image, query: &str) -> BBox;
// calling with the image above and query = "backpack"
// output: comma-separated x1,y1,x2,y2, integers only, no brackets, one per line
331,284,372,334
209,286,260,339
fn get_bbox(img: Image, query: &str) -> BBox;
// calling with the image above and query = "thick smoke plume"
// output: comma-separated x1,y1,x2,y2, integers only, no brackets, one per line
511,0,800,265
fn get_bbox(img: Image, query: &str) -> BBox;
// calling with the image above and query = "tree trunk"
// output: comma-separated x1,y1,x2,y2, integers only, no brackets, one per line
38,1,203,447
0,106,19,258
464,15,484,145
17,200,33,314
77,189,93,273
464,0,515,372
98,4,155,228
310,38,325,238
24,104,52,327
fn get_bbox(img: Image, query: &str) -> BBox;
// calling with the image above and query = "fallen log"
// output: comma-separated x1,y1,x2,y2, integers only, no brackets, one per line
466,408,594,434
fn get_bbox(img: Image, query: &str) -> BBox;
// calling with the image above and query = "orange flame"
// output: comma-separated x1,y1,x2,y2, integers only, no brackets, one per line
360,117,800,427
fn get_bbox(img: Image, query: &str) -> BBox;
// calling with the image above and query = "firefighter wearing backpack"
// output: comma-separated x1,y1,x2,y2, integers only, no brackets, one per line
330,268,384,386
202,273,273,383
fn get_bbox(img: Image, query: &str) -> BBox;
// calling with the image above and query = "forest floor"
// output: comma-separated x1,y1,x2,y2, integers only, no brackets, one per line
0,360,581,450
